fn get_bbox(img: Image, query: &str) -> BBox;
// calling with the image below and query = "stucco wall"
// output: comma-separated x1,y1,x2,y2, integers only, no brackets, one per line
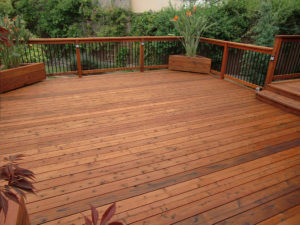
98,0,131,9
130,0,183,13
98,0,183,12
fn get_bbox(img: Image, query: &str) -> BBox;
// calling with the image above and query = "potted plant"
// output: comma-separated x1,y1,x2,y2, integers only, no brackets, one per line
169,6,213,74
0,16,46,93
0,154,35,225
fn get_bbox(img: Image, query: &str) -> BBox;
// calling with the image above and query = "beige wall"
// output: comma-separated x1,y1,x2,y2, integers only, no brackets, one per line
99,0,131,9
131,0,183,13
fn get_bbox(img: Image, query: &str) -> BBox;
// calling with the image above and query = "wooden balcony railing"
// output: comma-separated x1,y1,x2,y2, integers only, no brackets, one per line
265,35,300,84
22,36,285,88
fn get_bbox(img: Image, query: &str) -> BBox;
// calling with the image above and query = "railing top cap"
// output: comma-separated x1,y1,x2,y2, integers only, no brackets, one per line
27,36,273,54
28,36,180,41
276,35,300,39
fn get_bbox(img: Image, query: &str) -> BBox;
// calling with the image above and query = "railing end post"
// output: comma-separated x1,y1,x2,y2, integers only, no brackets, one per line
264,37,282,86
220,43,228,79
75,42,82,78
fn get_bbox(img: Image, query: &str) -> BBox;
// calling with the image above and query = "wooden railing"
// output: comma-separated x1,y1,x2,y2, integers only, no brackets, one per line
27,37,183,77
24,36,275,88
265,35,300,84
200,37,272,88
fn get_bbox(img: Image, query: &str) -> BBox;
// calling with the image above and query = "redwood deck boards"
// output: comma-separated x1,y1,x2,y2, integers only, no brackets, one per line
0,70,299,225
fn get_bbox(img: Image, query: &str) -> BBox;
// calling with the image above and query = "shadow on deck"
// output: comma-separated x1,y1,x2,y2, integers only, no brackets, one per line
0,70,299,225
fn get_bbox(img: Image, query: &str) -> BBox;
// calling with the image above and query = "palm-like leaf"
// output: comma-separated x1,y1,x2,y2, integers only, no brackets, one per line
0,154,35,218
100,203,116,225
172,6,214,57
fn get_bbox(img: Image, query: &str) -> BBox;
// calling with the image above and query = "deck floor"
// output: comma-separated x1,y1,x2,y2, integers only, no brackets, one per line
0,70,299,225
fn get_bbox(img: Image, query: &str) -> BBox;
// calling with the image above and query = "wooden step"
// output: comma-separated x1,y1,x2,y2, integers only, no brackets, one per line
256,90,300,115
265,82,300,101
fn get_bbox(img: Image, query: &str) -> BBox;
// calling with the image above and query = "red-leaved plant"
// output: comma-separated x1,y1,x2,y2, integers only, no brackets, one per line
0,26,11,48
76,203,123,225
0,154,35,219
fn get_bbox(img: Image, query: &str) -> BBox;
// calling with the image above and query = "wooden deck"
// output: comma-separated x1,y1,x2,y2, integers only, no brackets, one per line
0,70,299,225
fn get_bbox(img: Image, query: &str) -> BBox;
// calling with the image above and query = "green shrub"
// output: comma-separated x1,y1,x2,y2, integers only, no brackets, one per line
130,7,178,36
13,0,93,38
116,46,130,67
0,16,31,70
93,7,131,37
0,0,15,17
22,44,49,63
202,0,251,42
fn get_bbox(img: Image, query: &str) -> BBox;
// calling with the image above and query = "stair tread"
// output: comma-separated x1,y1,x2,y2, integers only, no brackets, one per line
268,82,300,97
257,90,300,110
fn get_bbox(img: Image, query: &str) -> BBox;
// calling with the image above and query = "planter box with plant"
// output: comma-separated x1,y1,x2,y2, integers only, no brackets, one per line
169,6,213,74
0,17,46,93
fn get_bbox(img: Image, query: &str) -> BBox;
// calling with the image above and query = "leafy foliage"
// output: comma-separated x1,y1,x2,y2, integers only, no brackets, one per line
116,46,130,67
0,16,31,69
251,0,279,47
130,6,179,36
0,0,15,17
23,44,49,63
93,7,131,37
249,0,300,47
75,203,123,225
202,0,251,42
172,6,213,57
1,0,298,45
12,0,92,38
0,154,35,219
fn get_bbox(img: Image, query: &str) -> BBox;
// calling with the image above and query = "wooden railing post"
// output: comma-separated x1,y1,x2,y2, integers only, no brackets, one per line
220,43,228,79
140,40,145,72
265,36,282,85
75,41,82,78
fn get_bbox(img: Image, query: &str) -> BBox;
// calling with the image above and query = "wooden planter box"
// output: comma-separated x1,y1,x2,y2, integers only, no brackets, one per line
0,197,30,225
0,63,46,93
168,55,212,74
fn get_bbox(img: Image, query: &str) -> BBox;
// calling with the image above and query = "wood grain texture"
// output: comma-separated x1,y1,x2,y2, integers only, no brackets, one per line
257,205,300,225
0,70,299,225
273,73,300,80
0,63,46,93
168,55,212,74
27,36,273,54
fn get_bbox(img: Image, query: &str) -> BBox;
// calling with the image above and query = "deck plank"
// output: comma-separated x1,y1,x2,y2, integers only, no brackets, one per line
257,205,300,225
214,190,300,225
0,70,299,225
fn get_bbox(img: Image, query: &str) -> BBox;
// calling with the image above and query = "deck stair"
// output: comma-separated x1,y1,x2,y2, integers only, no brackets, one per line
256,79,300,115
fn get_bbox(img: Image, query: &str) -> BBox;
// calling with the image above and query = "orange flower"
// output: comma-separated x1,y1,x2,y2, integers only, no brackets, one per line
174,16,179,21
193,6,197,12
186,11,192,16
